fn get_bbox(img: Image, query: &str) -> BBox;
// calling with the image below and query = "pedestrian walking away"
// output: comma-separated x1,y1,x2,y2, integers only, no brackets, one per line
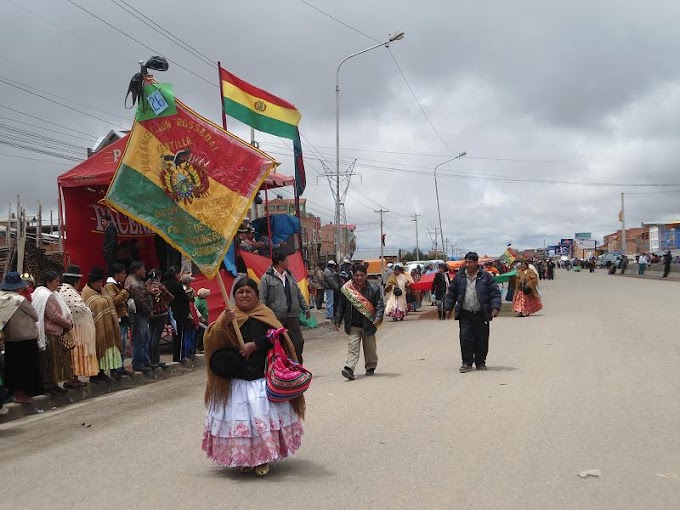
323,260,339,320
512,260,543,317
444,252,501,373
662,251,672,277
334,265,385,381
202,278,305,476
431,263,451,320
259,252,310,364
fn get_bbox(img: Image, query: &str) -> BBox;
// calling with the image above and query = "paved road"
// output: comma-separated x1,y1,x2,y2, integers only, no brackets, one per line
1,270,678,509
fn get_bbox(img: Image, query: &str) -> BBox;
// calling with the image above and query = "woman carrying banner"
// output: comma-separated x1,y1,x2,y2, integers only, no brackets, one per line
512,260,543,317
202,278,304,476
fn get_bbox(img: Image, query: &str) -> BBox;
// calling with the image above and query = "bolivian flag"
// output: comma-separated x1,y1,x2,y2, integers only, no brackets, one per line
240,251,310,304
220,67,301,140
105,83,278,278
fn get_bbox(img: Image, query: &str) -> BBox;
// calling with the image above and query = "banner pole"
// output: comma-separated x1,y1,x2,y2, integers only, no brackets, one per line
217,62,228,131
215,270,244,347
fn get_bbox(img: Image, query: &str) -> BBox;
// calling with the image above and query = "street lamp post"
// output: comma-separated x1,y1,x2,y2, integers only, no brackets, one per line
434,152,466,260
335,31,404,261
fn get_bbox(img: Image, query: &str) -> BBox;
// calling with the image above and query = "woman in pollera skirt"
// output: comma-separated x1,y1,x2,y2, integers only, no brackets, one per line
202,278,304,476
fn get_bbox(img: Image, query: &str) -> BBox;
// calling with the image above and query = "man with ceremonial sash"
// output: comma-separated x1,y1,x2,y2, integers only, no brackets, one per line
334,265,385,381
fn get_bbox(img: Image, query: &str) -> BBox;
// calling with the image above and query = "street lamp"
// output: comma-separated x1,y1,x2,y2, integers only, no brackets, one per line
335,31,405,261
434,152,466,260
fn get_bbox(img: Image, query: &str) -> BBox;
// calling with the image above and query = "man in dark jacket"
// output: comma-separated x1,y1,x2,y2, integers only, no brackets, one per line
662,251,672,278
259,252,310,363
163,267,191,362
444,252,501,373
334,265,384,380
124,261,153,374
431,263,451,320
101,214,118,276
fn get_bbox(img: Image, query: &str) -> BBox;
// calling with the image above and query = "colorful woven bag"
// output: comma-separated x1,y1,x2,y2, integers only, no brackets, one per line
265,327,312,402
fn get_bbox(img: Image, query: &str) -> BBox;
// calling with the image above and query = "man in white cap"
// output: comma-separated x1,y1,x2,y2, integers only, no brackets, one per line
323,260,339,320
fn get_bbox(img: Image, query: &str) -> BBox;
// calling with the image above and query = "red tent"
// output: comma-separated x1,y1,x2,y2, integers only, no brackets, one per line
57,133,294,277
57,134,295,318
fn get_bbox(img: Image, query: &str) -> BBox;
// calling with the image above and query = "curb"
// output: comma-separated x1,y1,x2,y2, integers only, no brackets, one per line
0,357,205,425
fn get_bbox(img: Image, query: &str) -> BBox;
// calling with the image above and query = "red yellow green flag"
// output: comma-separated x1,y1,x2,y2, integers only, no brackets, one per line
240,251,310,303
220,67,301,140
104,84,278,278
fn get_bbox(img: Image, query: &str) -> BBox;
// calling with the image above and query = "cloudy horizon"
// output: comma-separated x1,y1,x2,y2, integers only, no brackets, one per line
2,0,679,258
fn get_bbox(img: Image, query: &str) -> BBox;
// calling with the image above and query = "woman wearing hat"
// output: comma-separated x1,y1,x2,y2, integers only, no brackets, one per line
202,278,305,476
31,271,75,394
82,267,123,381
59,265,99,386
0,272,42,404
384,264,412,321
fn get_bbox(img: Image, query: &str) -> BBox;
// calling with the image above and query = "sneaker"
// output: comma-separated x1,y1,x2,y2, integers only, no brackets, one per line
365,368,375,376
0,406,8,415
341,367,355,380
157,361,168,369
476,364,487,371
459,364,473,373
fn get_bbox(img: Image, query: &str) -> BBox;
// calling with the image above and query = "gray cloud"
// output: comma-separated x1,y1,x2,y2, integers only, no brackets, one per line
1,0,679,258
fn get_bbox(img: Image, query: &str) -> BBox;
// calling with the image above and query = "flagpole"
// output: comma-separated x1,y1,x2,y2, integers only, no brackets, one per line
217,62,227,130
294,178,304,258
264,187,273,258
216,62,245,346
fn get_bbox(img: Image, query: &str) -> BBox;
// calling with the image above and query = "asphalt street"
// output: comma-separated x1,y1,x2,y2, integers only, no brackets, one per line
0,270,678,509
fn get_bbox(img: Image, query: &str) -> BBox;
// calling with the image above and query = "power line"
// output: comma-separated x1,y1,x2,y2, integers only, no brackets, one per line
64,0,217,88
0,151,72,166
0,114,98,142
0,76,125,126
298,1,380,43
387,48,454,154
0,104,99,139
109,0,216,67
0,75,130,121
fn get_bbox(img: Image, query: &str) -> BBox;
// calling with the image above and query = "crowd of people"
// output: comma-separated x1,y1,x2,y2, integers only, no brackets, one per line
0,261,211,414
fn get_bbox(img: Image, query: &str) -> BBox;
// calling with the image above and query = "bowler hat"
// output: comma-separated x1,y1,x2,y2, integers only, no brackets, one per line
63,265,83,278
87,267,105,281
1,272,28,291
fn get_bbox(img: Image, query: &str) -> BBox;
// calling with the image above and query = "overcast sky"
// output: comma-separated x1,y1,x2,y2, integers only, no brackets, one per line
2,0,680,257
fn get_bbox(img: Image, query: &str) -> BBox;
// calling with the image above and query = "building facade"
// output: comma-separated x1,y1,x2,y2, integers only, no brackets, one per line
603,227,649,254
642,221,680,253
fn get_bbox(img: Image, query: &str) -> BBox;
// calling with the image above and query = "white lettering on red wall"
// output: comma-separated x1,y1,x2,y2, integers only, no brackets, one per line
91,204,154,236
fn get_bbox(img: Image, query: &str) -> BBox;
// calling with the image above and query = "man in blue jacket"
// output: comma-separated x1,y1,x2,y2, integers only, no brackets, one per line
444,252,501,372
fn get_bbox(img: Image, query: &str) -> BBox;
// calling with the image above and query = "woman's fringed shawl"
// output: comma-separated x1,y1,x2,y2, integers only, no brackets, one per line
203,303,305,419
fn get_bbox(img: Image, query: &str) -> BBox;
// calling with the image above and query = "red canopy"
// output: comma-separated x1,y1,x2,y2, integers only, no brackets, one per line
56,134,292,275
57,134,292,189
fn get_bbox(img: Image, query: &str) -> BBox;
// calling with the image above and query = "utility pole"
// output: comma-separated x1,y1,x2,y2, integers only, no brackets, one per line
620,192,627,255
375,208,389,271
411,213,421,259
